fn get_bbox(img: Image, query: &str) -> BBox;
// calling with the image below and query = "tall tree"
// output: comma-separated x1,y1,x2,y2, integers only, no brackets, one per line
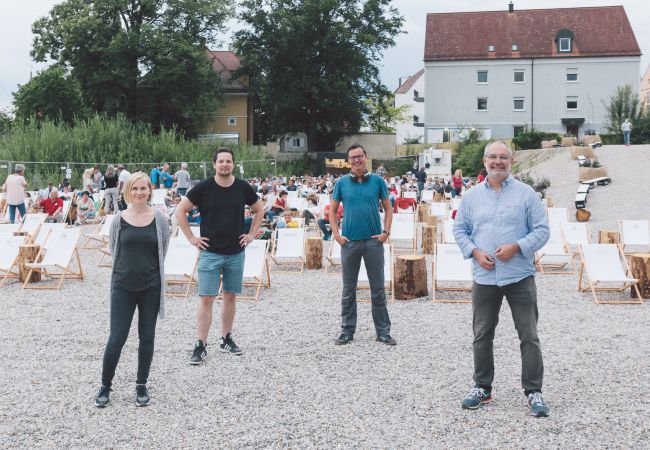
30,0,232,136
603,84,641,134
13,66,86,124
234,0,403,151
363,85,410,133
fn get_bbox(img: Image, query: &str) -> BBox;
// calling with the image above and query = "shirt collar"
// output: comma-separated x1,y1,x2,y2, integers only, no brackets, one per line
483,174,514,191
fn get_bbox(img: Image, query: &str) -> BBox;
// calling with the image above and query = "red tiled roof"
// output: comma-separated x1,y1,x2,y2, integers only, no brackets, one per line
207,50,248,91
395,69,424,95
424,6,641,61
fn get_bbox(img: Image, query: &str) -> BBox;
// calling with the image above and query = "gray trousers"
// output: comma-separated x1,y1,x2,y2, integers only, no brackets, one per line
340,239,391,336
104,187,119,214
472,275,544,394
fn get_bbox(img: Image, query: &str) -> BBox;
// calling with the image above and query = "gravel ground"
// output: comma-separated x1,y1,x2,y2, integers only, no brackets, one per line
1,145,649,448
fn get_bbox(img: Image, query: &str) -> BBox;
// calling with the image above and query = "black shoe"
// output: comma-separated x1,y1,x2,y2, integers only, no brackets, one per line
135,384,150,407
190,340,207,365
334,333,354,345
95,385,111,408
376,334,397,346
219,334,243,355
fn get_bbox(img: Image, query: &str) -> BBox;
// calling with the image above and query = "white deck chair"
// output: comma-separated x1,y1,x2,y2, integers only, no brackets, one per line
357,243,393,302
391,213,416,253
288,197,306,211
325,239,342,272
561,222,592,253
82,214,115,249
619,220,650,254
403,191,417,200
229,239,271,302
61,200,72,223
429,202,448,220
0,235,26,287
442,219,456,244
421,190,434,203
35,223,67,247
578,244,642,304
451,197,462,212
23,227,84,290
0,223,21,235
535,227,575,274
432,243,473,303
270,228,305,273
164,237,199,298
547,207,569,228
19,213,48,236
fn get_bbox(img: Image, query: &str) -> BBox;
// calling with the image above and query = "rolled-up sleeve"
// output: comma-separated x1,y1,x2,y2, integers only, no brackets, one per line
453,202,477,259
516,192,550,257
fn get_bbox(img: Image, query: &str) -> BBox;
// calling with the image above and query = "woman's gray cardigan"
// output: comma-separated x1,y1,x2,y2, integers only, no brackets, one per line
108,209,170,318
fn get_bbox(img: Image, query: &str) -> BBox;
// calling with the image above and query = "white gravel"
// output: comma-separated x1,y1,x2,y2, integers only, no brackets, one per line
1,144,649,448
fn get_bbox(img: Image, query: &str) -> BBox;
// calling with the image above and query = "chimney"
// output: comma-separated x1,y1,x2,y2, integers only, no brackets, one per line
508,2,514,13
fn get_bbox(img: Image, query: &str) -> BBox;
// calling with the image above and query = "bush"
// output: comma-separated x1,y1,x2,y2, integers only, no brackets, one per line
511,131,562,150
599,133,621,145
452,140,490,176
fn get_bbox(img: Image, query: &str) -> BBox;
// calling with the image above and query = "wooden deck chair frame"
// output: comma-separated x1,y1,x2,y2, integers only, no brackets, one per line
390,213,417,254
355,243,394,303
164,237,199,298
325,238,342,273
561,222,592,254
619,220,650,255
82,214,115,249
218,239,271,302
270,228,305,273
0,235,26,287
577,244,642,304
534,228,575,275
431,243,472,303
22,228,84,290
18,213,48,236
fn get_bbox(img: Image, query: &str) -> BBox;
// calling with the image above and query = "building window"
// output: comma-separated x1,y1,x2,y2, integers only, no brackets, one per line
228,117,236,126
413,115,419,123
513,98,525,111
566,96,578,110
513,70,525,83
292,138,303,147
512,44,518,51
566,69,578,82
477,98,488,111
559,37,571,52
477,71,488,84
413,90,419,98
513,126,525,137
488,45,495,52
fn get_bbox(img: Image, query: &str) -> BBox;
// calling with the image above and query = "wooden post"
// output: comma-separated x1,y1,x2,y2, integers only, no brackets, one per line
18,243,41,283
422,225,436,254
394,255,428,300
416,204,428,223
426,215,438,227
629,254,650,299
598,230,620,244
305,237,323,269
546,197,554,208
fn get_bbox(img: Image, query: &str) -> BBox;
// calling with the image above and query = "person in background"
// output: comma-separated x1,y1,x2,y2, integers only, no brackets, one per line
276,210,299,229
95,172,170,408
2,164,28,224
477,168,487,184
621,118,632,147
174,163,191,196
117,164,131,211
159,163,173,189
41,188,64,223
452,169,464,198
375,163,387,178
82,166,95,193
76,191,96,224
103,164,119,214
150,165,161,188
92,165,103,193
267,190,288,222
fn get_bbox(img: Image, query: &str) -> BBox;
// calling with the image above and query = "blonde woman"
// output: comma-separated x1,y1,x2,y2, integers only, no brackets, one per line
95,172,170,408
452,169,464,198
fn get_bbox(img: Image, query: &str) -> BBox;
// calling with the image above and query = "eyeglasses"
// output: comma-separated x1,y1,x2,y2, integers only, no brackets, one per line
485,155,511,161
348,155,365,161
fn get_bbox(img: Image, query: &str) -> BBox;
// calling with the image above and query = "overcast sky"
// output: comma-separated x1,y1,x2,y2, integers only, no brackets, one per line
1,0,648,112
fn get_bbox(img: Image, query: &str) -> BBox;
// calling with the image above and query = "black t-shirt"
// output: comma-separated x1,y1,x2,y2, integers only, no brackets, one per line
113,218,160,291
416,170,427,183
104,174,118,189
187,177,258,255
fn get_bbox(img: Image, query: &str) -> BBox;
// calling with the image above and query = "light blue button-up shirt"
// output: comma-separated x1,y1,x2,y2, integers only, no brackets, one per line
453,176,549,286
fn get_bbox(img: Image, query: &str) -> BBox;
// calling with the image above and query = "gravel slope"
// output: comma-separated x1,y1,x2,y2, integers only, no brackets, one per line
1,145,649,448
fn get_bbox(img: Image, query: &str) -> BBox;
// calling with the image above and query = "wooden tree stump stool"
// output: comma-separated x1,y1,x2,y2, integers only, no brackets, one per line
546,197,554,208
416,204,428,223
599,230,620,244
394,255,428,300
629,254,650,299
426,215,438,227
422,225,436,254
305,237,323,269
18,243,41,283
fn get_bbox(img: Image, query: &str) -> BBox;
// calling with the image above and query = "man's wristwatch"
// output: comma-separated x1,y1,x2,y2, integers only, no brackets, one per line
383,230,390,236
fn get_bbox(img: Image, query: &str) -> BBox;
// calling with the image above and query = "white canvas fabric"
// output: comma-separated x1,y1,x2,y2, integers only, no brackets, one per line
20,214,48,235
620,220,650,252
35,223,67,247
536,227,574,269
429,202,448,218
435,243,473,282
274,228,305,258
443,219,456,244
581,244,634,283
547,207,569,228
561,222,591,252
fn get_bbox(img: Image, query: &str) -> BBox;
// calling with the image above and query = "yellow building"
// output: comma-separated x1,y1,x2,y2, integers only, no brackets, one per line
205,50,254,144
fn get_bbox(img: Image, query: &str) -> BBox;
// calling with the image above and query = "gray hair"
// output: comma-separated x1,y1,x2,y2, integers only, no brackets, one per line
15,164,25,173
105,164,116,178
181,162,188,170
484,140,513,157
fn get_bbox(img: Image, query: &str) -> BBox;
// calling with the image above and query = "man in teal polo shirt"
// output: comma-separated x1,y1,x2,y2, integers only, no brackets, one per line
329,144,396,346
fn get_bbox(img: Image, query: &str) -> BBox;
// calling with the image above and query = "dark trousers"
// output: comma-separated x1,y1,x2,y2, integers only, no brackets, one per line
472,276,544,394
340,239,391,336
101,283,161,387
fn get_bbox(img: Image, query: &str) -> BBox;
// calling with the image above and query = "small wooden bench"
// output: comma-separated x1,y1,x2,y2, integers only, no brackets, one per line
582,177,611,188
575,192,588,209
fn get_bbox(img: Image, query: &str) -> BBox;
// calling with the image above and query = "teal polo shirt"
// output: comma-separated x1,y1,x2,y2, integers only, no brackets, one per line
333,173,388,240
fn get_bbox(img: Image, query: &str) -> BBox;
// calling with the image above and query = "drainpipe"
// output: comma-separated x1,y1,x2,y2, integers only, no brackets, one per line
530,57,534,130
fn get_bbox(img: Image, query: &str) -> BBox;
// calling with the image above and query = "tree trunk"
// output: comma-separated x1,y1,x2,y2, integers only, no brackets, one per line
394,255,428,300
629,254,650,299
598,230,620,244
19,244,41,283
422,226,436,254
305,237,323,269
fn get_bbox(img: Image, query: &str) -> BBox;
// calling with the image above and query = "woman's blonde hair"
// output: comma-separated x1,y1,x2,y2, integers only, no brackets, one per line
454,169,462,177
123,171,153,204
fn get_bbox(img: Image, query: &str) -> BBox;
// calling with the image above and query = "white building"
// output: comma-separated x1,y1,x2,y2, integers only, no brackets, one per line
394,69,425,144
423,4,641,142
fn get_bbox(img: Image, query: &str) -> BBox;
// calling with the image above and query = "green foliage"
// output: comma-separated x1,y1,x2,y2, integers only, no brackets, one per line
603,84,641,134
12,66,86,124
452,140,490,176
599,133,620,145
30,0,231,136
373,158,414,177
631,109,650,144
515,174,550,194
403,136,422,145
511,130,562,150
363,86,410,132
233,0,403,150
0,108,12,136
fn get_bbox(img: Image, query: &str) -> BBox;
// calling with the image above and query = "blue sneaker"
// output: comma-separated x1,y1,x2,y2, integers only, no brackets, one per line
527,392,550,417
461,386,493,410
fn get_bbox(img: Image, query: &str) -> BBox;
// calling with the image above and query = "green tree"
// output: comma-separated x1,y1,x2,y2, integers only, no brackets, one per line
363,86,410,133
603,84,641,134
30,0,231,136
0,108,13,136
233,0,403,150
12,66,86,124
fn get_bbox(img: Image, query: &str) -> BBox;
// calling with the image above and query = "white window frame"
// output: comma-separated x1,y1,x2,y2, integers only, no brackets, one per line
511,44,518,51
291,138,303,148
566,96,579,110
488,45,495,52
559,37,571,52
477,97,488,111
227,117,236,126
513,70,525,83
566,69,579,83
477,70,488,84
513,98,525,111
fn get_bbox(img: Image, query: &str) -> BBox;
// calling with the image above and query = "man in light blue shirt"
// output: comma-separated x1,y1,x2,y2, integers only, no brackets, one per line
453,141,551,417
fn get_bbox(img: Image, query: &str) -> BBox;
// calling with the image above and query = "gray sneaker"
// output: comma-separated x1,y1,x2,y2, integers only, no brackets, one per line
461,386,493,410
527,392,550,417
135,384,150,407
95,386,111,408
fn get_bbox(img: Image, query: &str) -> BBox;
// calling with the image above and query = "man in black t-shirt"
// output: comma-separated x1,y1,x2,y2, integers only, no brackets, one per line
176,148,264,364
